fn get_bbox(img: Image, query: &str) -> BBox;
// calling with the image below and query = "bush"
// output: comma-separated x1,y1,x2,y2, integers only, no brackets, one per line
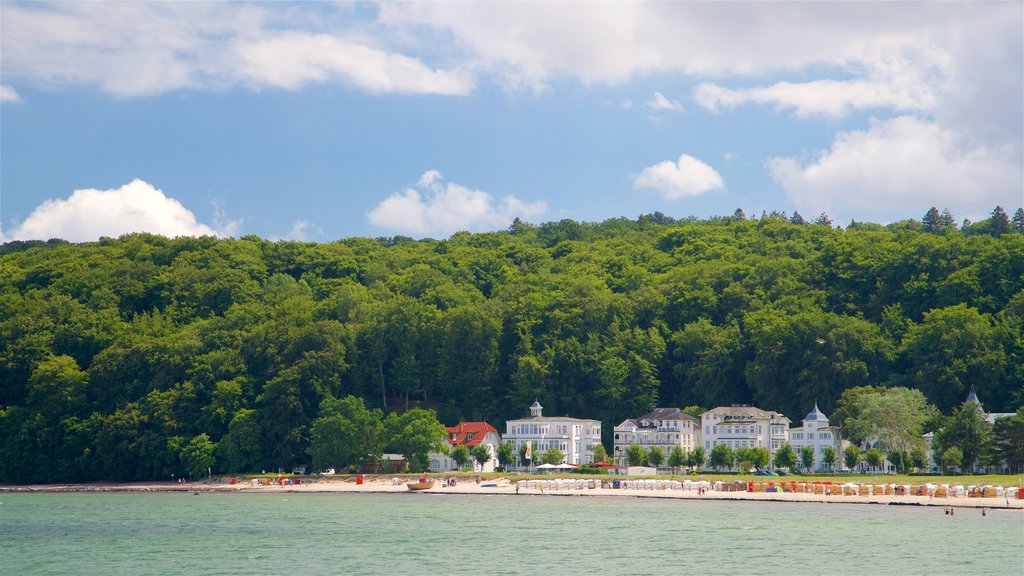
570,466,608,475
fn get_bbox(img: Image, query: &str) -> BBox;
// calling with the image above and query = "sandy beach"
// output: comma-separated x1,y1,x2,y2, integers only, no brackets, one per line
4,476,1021,510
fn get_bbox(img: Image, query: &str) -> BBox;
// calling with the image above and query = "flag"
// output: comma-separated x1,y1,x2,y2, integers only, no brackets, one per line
524,441,532,461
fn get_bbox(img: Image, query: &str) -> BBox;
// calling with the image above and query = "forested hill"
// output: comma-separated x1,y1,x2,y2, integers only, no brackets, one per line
2,208,1023,482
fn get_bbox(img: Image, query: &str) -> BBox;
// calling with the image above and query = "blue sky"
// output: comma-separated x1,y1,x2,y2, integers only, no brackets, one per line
2,2,1022,242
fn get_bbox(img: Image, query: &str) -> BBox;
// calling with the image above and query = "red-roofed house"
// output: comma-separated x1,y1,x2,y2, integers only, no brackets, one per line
429,422,502,472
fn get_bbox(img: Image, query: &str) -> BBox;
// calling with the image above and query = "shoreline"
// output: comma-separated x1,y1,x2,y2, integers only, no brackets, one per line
3,478,1021,510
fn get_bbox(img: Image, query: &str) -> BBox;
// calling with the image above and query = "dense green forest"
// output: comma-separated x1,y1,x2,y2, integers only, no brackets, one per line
2,206,1023,482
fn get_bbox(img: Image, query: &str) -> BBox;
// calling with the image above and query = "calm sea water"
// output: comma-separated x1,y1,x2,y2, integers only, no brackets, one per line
1,492,1020,576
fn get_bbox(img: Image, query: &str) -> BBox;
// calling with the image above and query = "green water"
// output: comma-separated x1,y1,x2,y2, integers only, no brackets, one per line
1,492,1020,575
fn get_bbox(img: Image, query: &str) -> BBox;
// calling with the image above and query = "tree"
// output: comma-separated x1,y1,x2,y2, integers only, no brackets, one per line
307,395,384,471
219,409,263,473
848,388,935,473
941,446,963,474
385,408,448,472
799,445,816,472
749,447,770,471
843,444,861,472
989,409,1024,473
1012,208,1024,233
814,212,833,227
734,446,754,473
901,305,1006,413
934,400,991,472
592,443,609,464
887,450,909,474
625,442,647,466
540,447,564,465
821,445,838,472
180,434,216,478
451,444,471,469
708,443,734,471
668,446,686,473
864,447,883,471
647,446,664,469
497,441,515,471
988,206,1011,237
909,446,928,472
774,442,797,470
690,446,706,471
472,443,492,471
922,207,942,233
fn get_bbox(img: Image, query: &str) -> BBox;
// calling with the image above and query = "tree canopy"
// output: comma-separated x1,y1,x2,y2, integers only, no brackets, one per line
1,208,1022,482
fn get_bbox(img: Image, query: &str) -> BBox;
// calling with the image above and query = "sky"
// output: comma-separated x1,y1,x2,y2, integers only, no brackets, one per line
1,1,1022,243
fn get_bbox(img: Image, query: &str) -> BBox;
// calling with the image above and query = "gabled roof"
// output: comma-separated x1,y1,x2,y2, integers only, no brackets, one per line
638,407,698,423
703,405,786,420
446,422,498,447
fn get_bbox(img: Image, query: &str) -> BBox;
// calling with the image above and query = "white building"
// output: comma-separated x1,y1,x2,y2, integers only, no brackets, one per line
504,401,602,469
429,422,502,473
701,405,790,465
613,407,700,467
787,403,843,471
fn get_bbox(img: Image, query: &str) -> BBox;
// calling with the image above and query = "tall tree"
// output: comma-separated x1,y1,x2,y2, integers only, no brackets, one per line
773,441,797,470
934,400,991,472
849,388,935,473
668,446,686,473
799,445,816,472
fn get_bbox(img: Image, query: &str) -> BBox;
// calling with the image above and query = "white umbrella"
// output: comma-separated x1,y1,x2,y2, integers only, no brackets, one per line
536,463,558,469
554,463,577,470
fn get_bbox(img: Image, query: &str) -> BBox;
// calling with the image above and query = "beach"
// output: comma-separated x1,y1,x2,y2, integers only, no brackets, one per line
4,476,1021,510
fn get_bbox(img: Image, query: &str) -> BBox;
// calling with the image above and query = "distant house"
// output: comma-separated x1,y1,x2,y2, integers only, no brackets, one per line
429,422,502,472
504,401,602,470
613,407,700,467
787,403,843,471
359,454,408,474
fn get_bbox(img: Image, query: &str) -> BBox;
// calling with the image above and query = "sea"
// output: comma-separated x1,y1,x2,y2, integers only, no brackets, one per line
1,492,1021,576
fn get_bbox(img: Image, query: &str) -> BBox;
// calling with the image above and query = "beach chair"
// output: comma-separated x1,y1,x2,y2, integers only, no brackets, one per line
859,484,869,496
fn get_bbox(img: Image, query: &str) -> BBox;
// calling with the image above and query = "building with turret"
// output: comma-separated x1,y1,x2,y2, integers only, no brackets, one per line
787,403,843,471
504,401,602,469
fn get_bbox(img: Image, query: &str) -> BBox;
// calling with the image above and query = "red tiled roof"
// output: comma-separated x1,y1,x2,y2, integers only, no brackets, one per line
445,422,498,447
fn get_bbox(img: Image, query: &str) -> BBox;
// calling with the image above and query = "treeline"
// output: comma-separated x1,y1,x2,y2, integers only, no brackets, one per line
1,206,1022,482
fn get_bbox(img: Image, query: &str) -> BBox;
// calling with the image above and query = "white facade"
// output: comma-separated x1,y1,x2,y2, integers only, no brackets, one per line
504,401,602,469
787,404,842,471
613,407,700,466
701,405,790,465
429,422,502,473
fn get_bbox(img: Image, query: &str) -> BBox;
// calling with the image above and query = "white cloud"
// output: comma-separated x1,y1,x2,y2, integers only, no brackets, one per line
0,85,22,103
233,33,473,95
1,3,472,97
634,154,725,200
646,92,683,112
694,78,938,118
766,116,1023,222
368,171,546,236
270,220,323,242
2,179,225,242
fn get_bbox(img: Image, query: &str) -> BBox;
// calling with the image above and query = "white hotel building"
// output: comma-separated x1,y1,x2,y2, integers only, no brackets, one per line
613,407,700,466
504,401,602,469
787,403,843,471
700,405,790,462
